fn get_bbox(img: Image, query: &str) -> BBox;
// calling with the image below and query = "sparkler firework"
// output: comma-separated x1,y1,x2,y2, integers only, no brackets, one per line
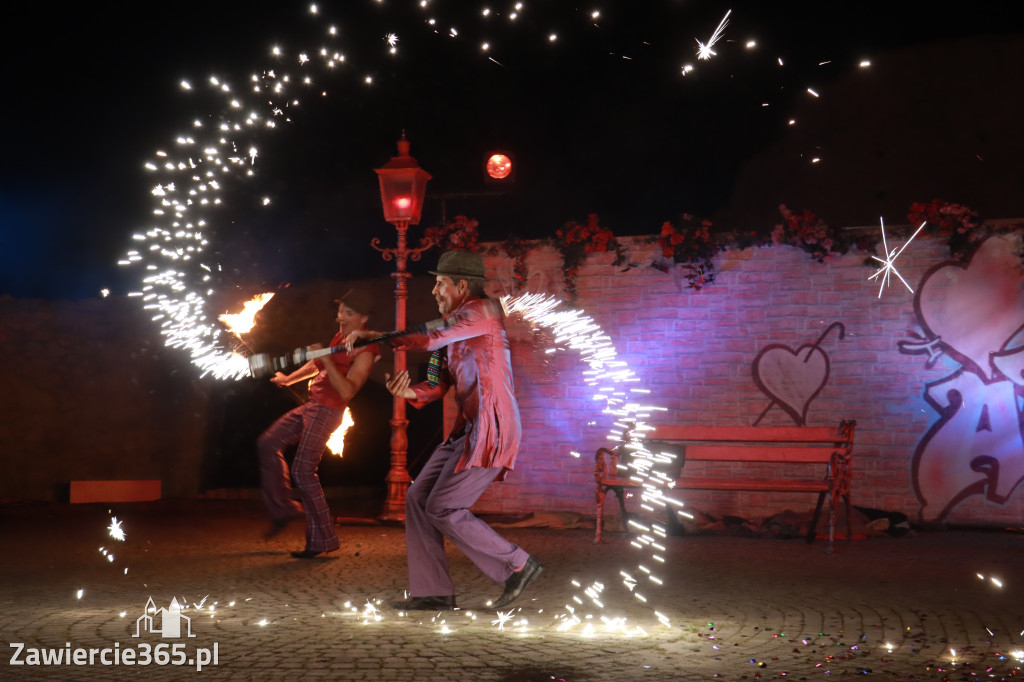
696,9,731,60
109,3,886,642
500,293,679,628
107,516,126,541
117,3,861,382
491,609,515,629
868,217,926,297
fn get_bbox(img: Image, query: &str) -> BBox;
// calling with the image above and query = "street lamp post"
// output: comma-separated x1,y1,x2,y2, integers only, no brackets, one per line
371,133,432,522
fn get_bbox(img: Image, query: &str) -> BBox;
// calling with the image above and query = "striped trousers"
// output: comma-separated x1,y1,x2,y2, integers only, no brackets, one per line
257,400,343,553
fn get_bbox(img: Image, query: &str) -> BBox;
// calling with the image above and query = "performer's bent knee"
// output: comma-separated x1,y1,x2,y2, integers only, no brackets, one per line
292,472,321,493
424,504,466,527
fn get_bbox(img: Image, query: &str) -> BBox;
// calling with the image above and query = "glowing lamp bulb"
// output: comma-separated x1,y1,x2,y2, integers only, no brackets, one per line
393,195,412,210
486,154,512,179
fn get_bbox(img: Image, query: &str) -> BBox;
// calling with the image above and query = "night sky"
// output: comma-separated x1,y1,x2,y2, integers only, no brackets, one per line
1,1,1021,300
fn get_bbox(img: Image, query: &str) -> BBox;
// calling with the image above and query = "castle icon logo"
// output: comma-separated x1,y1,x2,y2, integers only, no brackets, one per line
132,597,196,639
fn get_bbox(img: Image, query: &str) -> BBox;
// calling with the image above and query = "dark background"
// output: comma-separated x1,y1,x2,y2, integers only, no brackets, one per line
3,1,1022,300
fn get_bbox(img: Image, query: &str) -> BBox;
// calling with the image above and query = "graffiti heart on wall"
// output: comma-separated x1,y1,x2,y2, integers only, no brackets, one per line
752,322,846,426
898,235,1024,521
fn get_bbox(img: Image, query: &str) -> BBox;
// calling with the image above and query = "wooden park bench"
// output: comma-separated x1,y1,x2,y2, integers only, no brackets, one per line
593,420,856,551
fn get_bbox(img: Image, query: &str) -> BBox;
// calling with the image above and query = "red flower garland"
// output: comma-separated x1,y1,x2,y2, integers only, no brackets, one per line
653,214,718,290
771,204,852,263
551,214,626,298
421,215,480,252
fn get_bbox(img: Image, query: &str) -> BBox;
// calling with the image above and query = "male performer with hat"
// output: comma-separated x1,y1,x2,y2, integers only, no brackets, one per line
345,250,543,610
258,290,380,558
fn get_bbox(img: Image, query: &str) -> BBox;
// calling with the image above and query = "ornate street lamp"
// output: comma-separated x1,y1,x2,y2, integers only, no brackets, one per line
371,133,432,521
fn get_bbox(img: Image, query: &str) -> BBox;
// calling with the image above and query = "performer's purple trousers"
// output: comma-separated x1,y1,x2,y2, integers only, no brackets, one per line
405,432,529,597
257,400,342,553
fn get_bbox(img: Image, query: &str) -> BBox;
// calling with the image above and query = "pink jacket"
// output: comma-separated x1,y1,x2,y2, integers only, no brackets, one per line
395,297,522,475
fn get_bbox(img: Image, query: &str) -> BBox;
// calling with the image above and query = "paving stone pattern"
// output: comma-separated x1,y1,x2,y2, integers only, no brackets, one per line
1,499,1023,680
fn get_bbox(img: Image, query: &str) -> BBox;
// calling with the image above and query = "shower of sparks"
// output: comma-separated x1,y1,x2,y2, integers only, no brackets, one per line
500,293,677,628
115,5,872,634
491,610,516,629
868,218,926,298
978,572,1005,589
325,408,356,456
119,3,853,383
107,517,126,541
117,15,337,380
696,9,731,60
361,600,384,623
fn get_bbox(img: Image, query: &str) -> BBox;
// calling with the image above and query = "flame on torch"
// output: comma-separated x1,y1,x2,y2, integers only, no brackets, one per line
219,292,275,336
325,408,355,456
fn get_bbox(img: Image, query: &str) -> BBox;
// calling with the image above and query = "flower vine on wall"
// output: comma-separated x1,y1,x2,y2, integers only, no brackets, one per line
650,214,718,290
907,199,981,262
501,237,531,291
771,204,854,263
549,214,627,298
417,199,1019,295
420,215,480,252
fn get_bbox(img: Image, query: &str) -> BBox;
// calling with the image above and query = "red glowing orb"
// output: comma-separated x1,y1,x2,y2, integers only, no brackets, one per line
392,195,412,210
486,154,512,180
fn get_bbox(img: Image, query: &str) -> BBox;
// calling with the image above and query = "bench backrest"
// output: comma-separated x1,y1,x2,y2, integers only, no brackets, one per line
640,421,855,464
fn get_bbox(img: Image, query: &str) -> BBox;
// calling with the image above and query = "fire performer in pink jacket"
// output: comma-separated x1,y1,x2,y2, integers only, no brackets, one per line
346,250,543,611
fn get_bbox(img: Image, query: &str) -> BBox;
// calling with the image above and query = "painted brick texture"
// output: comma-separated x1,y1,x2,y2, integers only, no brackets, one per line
4,232,1021,530
472,234,1024,527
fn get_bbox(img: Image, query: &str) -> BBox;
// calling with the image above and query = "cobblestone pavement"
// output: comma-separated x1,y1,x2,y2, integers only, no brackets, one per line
2,498,1023,681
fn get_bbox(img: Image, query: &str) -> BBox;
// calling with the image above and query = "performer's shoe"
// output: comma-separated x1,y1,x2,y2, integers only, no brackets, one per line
289,550,323,559
492,556,544,608
391,595,457,611
263,505,303,540
263,516,297,540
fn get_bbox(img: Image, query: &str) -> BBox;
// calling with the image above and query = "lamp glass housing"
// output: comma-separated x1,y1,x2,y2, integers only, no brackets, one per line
375,136,431,225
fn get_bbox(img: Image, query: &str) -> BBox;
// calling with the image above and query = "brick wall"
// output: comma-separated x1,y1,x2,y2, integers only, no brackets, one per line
0,277,442,503
472,233,1024,526
5,232,1023,528
0,295,210,501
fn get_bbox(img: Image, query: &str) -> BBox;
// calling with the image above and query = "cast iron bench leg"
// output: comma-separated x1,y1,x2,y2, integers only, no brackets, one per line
807,490,826,544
